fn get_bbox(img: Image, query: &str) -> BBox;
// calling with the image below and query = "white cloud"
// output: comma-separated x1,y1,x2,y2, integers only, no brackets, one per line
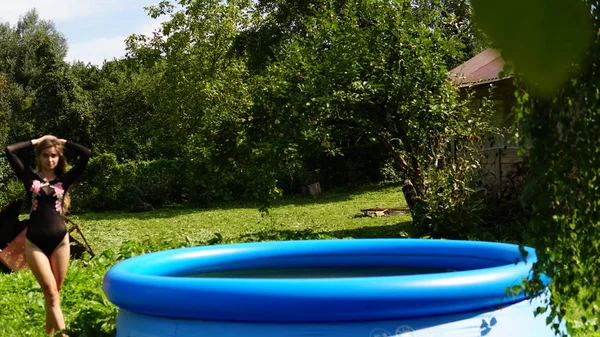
0,0,171,66
0,0,128,24
66,18,165,66
137,20,164,37
67,35,128,66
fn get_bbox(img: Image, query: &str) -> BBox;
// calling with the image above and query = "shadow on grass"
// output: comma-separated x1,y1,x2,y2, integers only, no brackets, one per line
232,219,415,243
270,182,404,208
324,220,415,239
76,182,405,222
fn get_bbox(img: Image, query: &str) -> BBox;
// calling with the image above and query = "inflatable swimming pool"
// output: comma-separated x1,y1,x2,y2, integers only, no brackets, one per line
102,239,564,337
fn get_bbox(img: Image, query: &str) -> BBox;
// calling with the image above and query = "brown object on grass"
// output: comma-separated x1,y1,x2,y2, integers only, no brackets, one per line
359,206,409,217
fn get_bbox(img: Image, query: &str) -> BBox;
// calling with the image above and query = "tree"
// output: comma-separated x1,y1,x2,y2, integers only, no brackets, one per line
126,0,261,201
0,10,68,87
74,59,157,160
243,0,493,224
0,9,91,144
122,0,497,216
235,0,483,72
0,73,14,140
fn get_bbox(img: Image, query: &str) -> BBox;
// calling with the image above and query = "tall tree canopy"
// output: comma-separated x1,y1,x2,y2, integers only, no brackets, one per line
0,9,90,143
236,0,492,216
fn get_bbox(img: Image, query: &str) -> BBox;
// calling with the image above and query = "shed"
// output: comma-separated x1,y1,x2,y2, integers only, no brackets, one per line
449,48,515,130
448,48,527,189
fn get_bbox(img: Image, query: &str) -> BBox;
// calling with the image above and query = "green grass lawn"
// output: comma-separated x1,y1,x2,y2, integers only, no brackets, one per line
71,183,412,254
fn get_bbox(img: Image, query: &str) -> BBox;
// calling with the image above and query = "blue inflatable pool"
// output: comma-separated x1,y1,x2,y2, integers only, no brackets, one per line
102,239,564,337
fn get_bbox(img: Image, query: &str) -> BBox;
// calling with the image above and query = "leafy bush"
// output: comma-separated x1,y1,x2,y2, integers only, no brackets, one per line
72,151,284,212
514,65,600,332
0,157,24,208
379,157,403,184
412,151,531,242
72,154,188,212
412,159,489,239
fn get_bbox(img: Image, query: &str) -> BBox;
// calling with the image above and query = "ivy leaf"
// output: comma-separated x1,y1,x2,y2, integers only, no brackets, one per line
471,0,593,95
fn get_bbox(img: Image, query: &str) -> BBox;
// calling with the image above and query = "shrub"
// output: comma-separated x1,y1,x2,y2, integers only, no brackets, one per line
71,154,187,212
413,159,489,239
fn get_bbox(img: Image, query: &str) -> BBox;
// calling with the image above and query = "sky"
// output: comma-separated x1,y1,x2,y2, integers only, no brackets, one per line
0,0,168,66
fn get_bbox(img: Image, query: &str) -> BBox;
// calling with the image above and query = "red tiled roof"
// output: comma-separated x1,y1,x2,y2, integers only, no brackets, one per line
449,48,512,87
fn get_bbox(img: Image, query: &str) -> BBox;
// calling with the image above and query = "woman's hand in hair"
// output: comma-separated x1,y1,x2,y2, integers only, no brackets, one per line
32,135,58,146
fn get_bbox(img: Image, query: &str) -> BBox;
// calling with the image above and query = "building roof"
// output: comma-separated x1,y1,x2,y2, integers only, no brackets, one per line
449,48,512,88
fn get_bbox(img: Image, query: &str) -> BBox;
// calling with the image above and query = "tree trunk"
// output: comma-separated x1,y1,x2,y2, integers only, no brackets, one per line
378,131,427,213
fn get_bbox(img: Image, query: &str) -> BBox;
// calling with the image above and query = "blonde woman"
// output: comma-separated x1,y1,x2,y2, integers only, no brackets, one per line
4,135,91,336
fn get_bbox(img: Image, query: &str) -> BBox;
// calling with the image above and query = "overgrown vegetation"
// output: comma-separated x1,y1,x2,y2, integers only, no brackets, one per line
469,0,600,334
514,53,600,335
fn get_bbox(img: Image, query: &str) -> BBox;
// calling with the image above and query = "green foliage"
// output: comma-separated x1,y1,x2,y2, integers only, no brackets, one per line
472,0,600,333
0,74,11,138
73,151,300,212
27,47,93,142
0,270,48,336
0,253,117,337
113,0,499,217
411,89,521,239
0,10,68,82
72,153,188,212
243,0,493,220
122,0,282,205
1,1,497,247
471,0,593,95
414,160,487,239
0,68,26,203
126,0,255,158
84,61,156,160
0,10,92,146
379,158,403,184
514,73,600,333
0,177,23,209
60,254,118,337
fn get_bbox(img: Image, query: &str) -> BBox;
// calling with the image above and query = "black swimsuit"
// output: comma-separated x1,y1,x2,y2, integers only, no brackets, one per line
4,141,91,256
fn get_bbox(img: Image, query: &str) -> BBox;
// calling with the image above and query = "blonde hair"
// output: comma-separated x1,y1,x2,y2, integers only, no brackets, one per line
35,139,71,213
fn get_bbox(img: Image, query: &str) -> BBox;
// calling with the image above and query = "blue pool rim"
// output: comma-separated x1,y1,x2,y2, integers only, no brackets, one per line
102,239,547,323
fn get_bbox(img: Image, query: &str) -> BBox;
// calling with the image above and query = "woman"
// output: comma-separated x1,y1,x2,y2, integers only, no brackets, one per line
4,134,91,336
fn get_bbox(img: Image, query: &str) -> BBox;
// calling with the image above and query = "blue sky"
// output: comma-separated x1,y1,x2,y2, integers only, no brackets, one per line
1,0,168,66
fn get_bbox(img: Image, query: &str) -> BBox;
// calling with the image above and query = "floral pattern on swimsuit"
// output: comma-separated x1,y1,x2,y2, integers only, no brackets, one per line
30,180,65,214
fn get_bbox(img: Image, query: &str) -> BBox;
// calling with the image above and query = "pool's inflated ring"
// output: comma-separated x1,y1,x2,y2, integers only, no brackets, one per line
103,239,545,323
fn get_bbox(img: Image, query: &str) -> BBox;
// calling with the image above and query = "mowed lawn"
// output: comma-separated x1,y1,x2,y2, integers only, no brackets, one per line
70,183,412,254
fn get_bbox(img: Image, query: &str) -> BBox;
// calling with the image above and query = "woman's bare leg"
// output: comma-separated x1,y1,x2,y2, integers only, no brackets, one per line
25,238,68,335
49,235,70,337
49,235,70,293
